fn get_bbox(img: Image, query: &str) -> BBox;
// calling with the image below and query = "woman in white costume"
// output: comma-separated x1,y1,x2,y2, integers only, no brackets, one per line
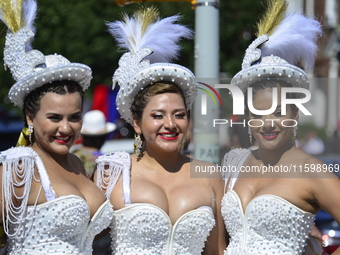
221,1,340,254
95,7,225,255
0,0,112,254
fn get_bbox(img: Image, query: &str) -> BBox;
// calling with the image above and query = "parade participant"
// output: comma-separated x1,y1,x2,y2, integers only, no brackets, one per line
221,0,340,254
0,0,112,254
95,7,225,254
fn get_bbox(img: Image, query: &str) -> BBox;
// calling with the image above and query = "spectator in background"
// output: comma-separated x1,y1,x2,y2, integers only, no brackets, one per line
302,130,325,156
73,110,116,177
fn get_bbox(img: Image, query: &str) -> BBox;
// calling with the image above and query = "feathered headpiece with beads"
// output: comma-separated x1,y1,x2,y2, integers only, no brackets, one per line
107,7,196,125
231,0,322,91
0,0,92,108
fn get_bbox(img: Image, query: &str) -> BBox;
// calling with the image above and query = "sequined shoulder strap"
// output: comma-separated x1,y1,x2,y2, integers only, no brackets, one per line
33,154,57,201
223,148,251,191
95,151,131,204
0,147,37,237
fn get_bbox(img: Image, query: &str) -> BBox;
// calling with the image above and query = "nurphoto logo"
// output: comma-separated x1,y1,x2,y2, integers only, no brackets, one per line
199,83,312,128
198,82,222,115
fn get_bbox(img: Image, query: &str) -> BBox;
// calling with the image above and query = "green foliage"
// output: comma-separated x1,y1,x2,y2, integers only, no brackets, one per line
0,0,263,115
297,122,327,143
219,1,264,78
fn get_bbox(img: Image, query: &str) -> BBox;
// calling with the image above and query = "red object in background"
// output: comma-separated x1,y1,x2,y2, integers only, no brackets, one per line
229,115,241,122
92,84,109,118
91,84,119,125
323,246,338,254
74,136,83,145
90,84,121,139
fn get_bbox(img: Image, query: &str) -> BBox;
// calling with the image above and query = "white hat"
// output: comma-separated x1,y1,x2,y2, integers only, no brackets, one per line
107,7,196,125
0,0,92,108
231,0,322,92
81,110,116,136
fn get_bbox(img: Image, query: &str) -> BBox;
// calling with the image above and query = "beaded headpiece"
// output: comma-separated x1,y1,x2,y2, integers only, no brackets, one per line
0,0,92,108
231,0,322,91
108,7,196,125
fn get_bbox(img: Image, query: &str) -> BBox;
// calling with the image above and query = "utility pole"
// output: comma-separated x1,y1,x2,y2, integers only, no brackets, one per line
193,0,220,164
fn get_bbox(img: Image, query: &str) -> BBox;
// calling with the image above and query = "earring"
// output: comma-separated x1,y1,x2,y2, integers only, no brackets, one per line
293,125,298,140
134,133,143,159
28,124,33,145
248,126,252,145
180,137,186,155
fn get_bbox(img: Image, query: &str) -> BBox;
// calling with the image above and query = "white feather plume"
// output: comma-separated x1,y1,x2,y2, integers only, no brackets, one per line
22,0,37,51
22,0,37,32
107,13,193,63
260,11,322,72
0,0,37,33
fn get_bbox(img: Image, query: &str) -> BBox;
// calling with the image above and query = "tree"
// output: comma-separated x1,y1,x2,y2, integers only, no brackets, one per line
0,0,262,113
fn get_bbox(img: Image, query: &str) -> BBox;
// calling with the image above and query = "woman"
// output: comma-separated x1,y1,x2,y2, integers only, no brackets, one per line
222,1,340,254
95,8,225,254
0,0,112,254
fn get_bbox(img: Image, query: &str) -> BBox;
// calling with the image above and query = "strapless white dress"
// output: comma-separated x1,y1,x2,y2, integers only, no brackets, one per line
96,151,215,254
221,148,319,255
0,147,113,255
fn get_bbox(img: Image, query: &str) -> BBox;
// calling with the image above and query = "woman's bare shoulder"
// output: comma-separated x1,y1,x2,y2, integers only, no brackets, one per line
189,158,214,166
285,147,322,163
290,148,338,178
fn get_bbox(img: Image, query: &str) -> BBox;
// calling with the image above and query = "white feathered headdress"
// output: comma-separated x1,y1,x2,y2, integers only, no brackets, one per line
231,0,322,90
0,0,92,108
0,0,37,33
107,7,196,125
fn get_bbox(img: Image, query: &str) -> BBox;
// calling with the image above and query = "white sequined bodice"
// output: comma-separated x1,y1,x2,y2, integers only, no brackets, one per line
111,203,214,254
0,147,113,255
222,149,316,255
222,191,315,255
96,151,215,255
8,196,112,255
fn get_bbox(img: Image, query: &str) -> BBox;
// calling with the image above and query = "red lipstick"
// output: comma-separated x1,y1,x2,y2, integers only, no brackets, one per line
260,131,279,140
158,132,179,141
54,136,72,144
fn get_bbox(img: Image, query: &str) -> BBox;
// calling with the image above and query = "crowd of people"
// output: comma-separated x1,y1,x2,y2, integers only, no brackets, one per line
0,0,339,255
